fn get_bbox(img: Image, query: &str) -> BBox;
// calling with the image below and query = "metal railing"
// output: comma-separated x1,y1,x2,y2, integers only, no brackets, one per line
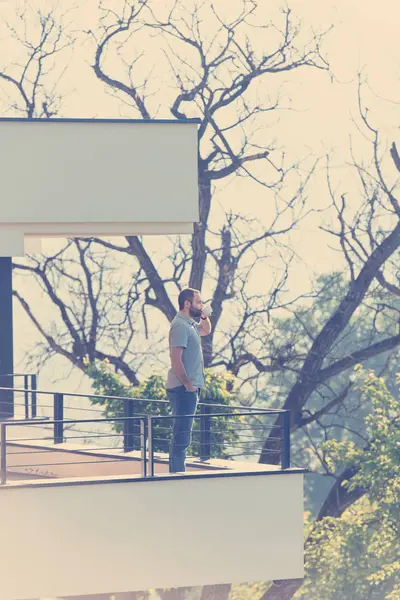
147,410,290,476
0,383,279,413
0,385,283,455
0,416,147,484
0,408,291,485
0,374,37,419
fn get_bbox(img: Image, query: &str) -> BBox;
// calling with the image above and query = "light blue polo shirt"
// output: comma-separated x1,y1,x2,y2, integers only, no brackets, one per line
166,312,205,389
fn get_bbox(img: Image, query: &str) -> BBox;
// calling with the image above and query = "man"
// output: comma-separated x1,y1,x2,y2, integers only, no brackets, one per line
166,288,212,473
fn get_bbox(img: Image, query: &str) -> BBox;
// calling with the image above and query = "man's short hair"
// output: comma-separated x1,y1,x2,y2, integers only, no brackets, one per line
178,288,199,310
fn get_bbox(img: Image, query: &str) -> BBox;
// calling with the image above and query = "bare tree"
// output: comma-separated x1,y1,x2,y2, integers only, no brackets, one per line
0,1,75,117
7,5,331,599
6,4,400,599
257,80,400,600
12,0,330,389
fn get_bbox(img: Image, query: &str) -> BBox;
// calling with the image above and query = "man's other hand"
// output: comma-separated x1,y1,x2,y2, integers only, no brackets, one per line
185,383,197,392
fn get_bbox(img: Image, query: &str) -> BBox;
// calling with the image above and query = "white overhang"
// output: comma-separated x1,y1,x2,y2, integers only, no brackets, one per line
0,118,199,256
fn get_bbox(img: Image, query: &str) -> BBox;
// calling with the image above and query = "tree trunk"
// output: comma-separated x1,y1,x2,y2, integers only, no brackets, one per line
157,588,187,600
62,592,147,599
317,465,365,519
258,579,303,600
200,583,231,600
189,173,212,292
61,595,113,599
115,592,148,599
260,219,400,465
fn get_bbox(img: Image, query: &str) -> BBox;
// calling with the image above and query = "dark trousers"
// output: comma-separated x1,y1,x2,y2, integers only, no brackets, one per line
167,386,198,473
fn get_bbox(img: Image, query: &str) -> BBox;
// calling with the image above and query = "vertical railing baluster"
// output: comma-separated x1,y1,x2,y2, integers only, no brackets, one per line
1,424,7,485
200,404,212,461
123,399,134,452
31,374,37,419
148,416,154,477
281,411,291,469
24,375,29,419
140,419,147,478
54,393,64,444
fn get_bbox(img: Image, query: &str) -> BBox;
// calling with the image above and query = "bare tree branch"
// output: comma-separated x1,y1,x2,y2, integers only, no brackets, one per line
0,2,75,117
90,0,151,118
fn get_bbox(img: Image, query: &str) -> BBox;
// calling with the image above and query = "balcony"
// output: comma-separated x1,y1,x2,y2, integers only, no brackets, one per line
0,117,304,598
0,383,305,600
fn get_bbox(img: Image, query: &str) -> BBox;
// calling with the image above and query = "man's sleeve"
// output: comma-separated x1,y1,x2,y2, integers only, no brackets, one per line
170,323,189,348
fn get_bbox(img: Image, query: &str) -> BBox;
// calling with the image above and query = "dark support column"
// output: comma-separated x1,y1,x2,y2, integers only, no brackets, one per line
0,258,14,420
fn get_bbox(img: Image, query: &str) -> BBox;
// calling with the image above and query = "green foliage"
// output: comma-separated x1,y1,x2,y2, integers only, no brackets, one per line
85,359,245,458
299,367,400,600
257,271,400,514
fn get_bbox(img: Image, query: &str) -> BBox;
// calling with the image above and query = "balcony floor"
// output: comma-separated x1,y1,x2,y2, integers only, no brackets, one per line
3,435,302,487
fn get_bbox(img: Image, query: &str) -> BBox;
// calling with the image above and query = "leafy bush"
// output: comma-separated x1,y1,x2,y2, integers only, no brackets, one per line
85,359,246,459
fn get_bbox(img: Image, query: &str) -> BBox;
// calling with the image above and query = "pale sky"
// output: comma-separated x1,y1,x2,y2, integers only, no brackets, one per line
0,0,398,394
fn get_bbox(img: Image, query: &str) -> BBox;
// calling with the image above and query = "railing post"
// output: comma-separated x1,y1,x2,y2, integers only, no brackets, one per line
1,424,7,484
24,375,29,419
54,393,64,444
31,374,37,419
281,411,291,469
200,404,211,461
123,399,134,452
140,419,147,478
147,416,154,477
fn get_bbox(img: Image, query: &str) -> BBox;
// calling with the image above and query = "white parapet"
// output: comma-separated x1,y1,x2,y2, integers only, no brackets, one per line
0,472,304,599
0,118,199,257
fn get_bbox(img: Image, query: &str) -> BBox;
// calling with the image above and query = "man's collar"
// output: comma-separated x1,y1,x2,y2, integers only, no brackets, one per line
177,311,196,325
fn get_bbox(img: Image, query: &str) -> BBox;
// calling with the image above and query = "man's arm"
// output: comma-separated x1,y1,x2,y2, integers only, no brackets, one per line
170,347,196,391
199,315,212,336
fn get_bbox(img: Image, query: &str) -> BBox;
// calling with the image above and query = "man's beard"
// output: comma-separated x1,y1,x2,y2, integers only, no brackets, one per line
190,306,202,319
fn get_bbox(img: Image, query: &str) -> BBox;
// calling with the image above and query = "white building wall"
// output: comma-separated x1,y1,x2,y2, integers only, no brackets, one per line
0,119,199,256
0,473,304,599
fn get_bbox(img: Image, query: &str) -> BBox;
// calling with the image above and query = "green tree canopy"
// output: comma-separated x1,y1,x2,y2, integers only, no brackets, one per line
300,367,400,600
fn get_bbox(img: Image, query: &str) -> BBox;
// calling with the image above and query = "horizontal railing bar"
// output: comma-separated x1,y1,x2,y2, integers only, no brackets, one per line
211,436,282,443
14,403,107,413
3,416,146,427
2,387,124,400
151,441,268,452
65,406,122,413
0,387,169,403
7,437,54,443
0,417,50,423
0,373,36,377
8,434,124,443
150,436,266,446
10,402,42,408
148,411,285,420
7,446,124,455
64,433,123,439
229,451,280,457
5,414,276,431
14,404,109,414
226,424,283,428
203,426,281,432
7,458,139,469
141,421,280,429
0,387,282,413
